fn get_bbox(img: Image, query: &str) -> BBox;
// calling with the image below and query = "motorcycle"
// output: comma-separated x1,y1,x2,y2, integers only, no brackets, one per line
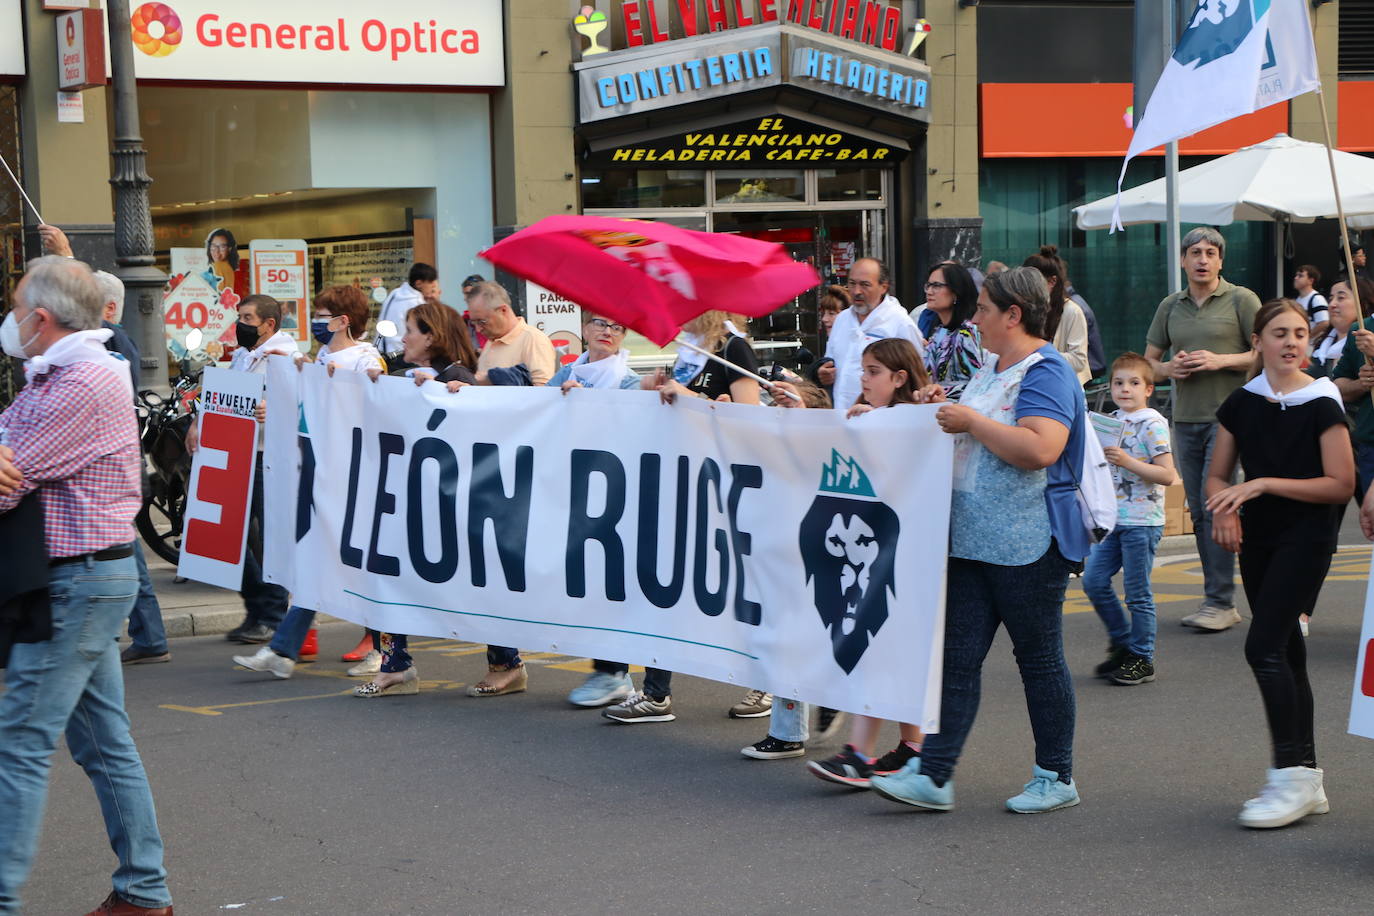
135,329,208,565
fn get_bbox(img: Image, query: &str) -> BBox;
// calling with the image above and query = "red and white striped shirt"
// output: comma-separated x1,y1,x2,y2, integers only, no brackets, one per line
0,360,141,558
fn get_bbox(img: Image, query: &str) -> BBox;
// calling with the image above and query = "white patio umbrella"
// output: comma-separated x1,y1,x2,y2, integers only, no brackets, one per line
1074,134,1374,294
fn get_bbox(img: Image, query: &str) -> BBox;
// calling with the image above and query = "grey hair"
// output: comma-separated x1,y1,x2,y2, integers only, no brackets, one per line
855,257,890,287
982,266,1051,339
21,255,103,331
93,270,125,323
471,280,511,310
1181,227,1225,260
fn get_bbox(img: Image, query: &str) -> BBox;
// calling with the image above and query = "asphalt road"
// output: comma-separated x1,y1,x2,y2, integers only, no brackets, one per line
18,529,1374,915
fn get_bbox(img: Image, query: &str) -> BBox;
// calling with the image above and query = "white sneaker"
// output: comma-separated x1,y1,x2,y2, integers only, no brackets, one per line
1190,605,1242,632
232,646,294,680
1238,767,1328,828
347,650,382,677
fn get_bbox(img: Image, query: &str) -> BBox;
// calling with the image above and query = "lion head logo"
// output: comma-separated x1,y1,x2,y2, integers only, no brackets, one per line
1173,0,1267,68
798,450,900,674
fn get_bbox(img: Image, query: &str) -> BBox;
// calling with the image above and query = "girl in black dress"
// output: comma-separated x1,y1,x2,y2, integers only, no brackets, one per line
1205,298,1355,829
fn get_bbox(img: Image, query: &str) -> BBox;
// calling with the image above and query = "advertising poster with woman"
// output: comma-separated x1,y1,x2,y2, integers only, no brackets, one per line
163,228,246,364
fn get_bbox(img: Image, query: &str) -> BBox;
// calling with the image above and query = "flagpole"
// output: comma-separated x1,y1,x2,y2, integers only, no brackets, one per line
672,336,802,402
0,150,45,226
1316,91,1364,321
1313,86,1373,406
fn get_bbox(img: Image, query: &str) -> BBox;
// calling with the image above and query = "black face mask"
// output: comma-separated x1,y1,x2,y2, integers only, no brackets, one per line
235,321,261,350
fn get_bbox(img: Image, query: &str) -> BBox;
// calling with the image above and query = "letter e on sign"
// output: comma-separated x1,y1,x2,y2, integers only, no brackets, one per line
184,412,257,564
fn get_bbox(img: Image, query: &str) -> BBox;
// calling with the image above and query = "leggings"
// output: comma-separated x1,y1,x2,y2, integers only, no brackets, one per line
1238,541,1332,770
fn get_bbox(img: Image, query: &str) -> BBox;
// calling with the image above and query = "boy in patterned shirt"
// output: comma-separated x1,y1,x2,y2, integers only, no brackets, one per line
1083,353,1179,685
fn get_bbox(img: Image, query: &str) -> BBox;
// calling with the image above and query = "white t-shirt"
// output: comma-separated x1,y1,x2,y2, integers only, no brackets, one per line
1297,290,1329,328
824,295,925,410
316,341,385,374
230,330,298,374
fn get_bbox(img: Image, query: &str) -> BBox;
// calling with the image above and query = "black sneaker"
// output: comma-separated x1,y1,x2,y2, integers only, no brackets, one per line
873,742,920,776
1110,654,1156,686
810,707,846,744
120,645,170,665
225,622,250,642
234,624,275,644
806,744,875,787
741,736,805,760
1094,644,1130,678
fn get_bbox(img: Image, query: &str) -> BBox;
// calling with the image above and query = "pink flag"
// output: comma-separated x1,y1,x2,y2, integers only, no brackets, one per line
481,215,821,346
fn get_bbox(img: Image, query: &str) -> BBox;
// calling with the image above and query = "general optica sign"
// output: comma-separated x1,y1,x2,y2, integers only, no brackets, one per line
126,0,504,87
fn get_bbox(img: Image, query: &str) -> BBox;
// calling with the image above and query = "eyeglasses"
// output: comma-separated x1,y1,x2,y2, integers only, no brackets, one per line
924,281,949,291
587,318,626,334
209,244,231,252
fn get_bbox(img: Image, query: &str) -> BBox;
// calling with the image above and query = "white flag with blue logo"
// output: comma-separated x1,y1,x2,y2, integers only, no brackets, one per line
1112,0,1320,230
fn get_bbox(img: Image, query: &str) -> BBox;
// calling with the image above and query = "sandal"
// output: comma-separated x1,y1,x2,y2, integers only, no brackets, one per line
352,667,419,698
466,662,528,697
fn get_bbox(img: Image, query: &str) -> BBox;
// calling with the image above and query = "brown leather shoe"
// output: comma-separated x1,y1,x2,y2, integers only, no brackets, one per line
83,890,174,915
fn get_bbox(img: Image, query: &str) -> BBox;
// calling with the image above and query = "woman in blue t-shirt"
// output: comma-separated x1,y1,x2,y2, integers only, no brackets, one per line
869,266,1090,814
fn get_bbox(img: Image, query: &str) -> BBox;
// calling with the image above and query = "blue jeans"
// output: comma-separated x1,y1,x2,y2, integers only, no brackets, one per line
918,547,1075,784
239,454,288,629
1174,421,1236,609
0,554,171,913
125,541,167,655
269,605,315,660
768,697,808,743
1083,525,1163,660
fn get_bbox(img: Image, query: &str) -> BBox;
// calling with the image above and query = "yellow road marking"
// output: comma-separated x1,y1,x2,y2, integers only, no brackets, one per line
161,689,357,716
161,678,469,716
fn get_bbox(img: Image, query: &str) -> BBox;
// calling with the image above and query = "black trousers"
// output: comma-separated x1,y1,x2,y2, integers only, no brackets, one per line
1238,541,1332,770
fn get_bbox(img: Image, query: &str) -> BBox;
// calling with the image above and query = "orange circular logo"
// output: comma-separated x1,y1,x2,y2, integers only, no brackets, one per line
130,3,183,58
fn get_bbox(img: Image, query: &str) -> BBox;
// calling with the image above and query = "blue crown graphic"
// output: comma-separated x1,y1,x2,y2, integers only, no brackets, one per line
818,449,876,498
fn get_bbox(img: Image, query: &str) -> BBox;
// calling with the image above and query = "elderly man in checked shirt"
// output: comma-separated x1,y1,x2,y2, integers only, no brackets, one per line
0,257,173,916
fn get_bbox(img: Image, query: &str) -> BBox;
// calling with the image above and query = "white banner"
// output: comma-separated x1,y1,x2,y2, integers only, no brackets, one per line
262,359,951,728
126,0,504,87
1349,550,1374,739
179,367,264,590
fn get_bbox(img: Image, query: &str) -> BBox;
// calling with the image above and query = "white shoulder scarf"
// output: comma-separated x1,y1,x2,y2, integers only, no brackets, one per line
569,348,631,389
25,328,132,399
1241,373,1342,411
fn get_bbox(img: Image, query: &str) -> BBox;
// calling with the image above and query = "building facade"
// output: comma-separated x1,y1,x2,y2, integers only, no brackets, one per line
1,0,1369,378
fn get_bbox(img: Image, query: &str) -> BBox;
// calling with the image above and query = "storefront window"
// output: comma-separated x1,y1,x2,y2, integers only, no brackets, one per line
980,157,1271,362
818,168,884,202
580,169,706,208
714,170,805,204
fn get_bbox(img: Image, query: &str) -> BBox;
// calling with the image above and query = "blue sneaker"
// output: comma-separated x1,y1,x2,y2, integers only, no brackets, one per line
1005,766,1081,813
868,758,954,811
567,671,633,707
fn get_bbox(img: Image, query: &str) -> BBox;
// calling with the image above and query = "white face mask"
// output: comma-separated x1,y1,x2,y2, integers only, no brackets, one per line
0,311,39,359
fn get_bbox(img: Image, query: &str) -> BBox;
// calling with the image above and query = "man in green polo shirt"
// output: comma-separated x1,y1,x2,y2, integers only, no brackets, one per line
1144,227,1261,633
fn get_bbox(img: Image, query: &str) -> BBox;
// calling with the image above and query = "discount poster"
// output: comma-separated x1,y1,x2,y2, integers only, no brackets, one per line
250,239,311,346
164,246,240,364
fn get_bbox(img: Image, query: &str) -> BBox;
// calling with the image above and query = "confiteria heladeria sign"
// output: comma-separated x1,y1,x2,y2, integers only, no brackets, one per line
259,360,950,727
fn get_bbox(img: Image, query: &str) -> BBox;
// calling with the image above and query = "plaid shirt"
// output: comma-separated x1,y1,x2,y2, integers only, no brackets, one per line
0,361,141,558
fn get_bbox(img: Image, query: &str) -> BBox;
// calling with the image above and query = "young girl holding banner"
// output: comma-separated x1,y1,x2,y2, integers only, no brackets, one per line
1205,298,1353,829
763,339,933,771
